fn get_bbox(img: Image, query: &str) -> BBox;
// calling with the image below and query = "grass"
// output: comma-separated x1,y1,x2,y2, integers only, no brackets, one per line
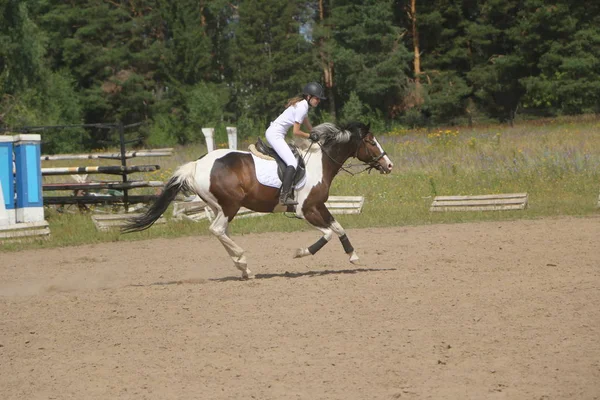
1,115,599,252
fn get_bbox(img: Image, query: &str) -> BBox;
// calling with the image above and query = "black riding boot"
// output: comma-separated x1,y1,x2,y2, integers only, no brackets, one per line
279,166,298,206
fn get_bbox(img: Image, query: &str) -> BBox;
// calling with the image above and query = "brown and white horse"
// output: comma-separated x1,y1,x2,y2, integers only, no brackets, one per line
122,121,393,279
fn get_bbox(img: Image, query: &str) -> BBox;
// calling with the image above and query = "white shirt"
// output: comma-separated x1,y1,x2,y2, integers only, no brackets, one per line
268,99,309,138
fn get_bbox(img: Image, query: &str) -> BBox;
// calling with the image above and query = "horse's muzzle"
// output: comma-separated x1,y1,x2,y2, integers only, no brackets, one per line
378,158,393,174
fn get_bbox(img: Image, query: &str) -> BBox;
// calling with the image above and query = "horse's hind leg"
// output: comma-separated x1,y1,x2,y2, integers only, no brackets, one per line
294,225,333,259
208,210,253,279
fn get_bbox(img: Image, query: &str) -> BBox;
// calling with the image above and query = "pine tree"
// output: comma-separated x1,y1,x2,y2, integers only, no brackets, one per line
330,0,412,121
517,0,600,115
1,0,84,152
229,0,318,125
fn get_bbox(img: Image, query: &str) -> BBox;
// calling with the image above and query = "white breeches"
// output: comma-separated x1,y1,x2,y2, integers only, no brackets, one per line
266,127,298,168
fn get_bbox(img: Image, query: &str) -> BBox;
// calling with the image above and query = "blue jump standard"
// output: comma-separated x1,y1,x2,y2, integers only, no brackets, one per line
0,136,15,219
14,134,44,223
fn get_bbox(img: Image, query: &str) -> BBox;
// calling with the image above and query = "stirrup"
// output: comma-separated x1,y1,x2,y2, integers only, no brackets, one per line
280,194,298,206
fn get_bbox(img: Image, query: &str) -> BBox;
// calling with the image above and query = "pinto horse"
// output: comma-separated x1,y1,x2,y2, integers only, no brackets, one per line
122,121,393,278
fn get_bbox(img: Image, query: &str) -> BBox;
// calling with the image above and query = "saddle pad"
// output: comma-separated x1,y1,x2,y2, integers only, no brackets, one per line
252,154,306,189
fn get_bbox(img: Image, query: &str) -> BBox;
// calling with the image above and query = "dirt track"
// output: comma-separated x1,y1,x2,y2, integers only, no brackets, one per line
1,216,599,399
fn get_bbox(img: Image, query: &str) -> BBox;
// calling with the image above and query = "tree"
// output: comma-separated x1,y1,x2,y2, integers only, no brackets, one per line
330,0,412,121
311,0,337,118
517,1,600,115
229,0,318,126
0,0,84,152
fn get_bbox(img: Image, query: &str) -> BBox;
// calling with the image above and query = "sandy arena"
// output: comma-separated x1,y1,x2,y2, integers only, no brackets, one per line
1,216,599,399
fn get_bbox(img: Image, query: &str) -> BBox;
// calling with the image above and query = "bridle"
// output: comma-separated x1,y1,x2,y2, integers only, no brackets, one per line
308,132,387,176
356,135,387,173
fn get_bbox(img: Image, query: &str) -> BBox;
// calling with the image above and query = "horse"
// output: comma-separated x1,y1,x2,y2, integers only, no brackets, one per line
122,121,393,279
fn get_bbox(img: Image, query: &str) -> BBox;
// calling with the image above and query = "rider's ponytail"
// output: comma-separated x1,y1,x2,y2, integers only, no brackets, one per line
285,95,304,108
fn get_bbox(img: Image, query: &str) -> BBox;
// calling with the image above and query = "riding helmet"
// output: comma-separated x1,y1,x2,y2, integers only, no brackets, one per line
303,82,327,100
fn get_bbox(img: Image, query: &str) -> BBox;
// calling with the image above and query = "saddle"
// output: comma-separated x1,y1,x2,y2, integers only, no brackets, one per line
249,138,306,186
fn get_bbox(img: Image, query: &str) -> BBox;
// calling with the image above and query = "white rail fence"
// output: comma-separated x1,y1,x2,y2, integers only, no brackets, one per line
430,193,529,212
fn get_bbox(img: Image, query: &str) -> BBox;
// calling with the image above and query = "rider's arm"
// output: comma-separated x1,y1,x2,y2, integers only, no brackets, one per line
292,122,310,139
302,116,313,133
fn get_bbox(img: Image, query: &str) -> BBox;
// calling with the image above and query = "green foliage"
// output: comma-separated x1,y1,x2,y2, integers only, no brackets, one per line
186,81,230,132
1,0,600,148
229,0,317,123
0,0,47,95
425,71,472,123
330,0,411,116
517,1,600,115
340,91,365,123
146,114,184,147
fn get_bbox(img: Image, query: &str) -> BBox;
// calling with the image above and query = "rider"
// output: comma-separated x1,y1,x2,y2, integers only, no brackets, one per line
266,82,326,205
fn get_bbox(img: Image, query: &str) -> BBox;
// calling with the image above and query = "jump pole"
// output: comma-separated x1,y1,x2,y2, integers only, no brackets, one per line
0,135,15,225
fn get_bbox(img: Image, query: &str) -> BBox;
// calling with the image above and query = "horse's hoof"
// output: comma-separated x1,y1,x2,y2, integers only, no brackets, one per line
241,269,255,280
294,248,310,258
349,252,360,265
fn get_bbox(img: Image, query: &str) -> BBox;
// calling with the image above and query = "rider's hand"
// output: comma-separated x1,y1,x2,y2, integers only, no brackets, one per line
309,132,320,142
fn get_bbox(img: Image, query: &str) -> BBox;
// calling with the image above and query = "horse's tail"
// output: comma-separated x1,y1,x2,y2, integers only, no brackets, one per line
121,161,198,233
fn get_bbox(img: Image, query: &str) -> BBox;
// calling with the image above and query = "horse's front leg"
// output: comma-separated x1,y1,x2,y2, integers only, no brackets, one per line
330,220,360,264
294,204,359,264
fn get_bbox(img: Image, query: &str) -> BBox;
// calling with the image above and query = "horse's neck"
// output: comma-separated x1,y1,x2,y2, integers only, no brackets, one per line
301,144,352,183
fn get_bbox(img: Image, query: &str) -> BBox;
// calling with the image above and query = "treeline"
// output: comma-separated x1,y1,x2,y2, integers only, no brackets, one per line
1,0,599,152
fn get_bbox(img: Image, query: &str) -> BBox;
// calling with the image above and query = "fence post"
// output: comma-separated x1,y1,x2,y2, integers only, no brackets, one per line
14,134,44,223
226,126,237,150
201,128,215,152
0,136,15,225
117,122,129,210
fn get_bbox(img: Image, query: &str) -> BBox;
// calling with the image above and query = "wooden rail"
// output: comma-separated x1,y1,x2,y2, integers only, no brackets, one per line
43,195,159,205
41,165,159,176
0,221,50,242
430,193,528,212
43,180,164,191
40,148,173,161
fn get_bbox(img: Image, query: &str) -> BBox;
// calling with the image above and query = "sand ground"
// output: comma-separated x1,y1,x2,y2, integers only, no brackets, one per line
1,216,599,400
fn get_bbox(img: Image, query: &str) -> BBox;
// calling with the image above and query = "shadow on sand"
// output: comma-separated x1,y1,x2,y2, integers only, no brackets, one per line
126,267,397,287
210,267,397,283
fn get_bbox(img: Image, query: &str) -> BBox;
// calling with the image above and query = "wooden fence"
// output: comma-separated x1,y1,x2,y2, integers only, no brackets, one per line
41,148,172,210
430,193,529,212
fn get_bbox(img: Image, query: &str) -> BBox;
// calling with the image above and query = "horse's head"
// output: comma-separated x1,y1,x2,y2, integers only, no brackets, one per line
351,122,393,174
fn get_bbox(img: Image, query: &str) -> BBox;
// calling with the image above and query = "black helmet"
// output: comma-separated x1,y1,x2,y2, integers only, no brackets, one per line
302,82,327,100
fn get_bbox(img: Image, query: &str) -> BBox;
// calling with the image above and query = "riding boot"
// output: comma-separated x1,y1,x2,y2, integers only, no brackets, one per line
279,166,298,206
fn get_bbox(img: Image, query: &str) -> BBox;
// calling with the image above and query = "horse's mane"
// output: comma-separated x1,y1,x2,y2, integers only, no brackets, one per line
312,121,365,145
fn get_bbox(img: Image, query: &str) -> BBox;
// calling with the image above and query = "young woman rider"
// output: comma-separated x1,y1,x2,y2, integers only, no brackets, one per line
265,81,326,205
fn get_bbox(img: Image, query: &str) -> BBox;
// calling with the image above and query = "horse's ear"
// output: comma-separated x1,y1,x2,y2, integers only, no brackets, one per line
366,122,371,131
